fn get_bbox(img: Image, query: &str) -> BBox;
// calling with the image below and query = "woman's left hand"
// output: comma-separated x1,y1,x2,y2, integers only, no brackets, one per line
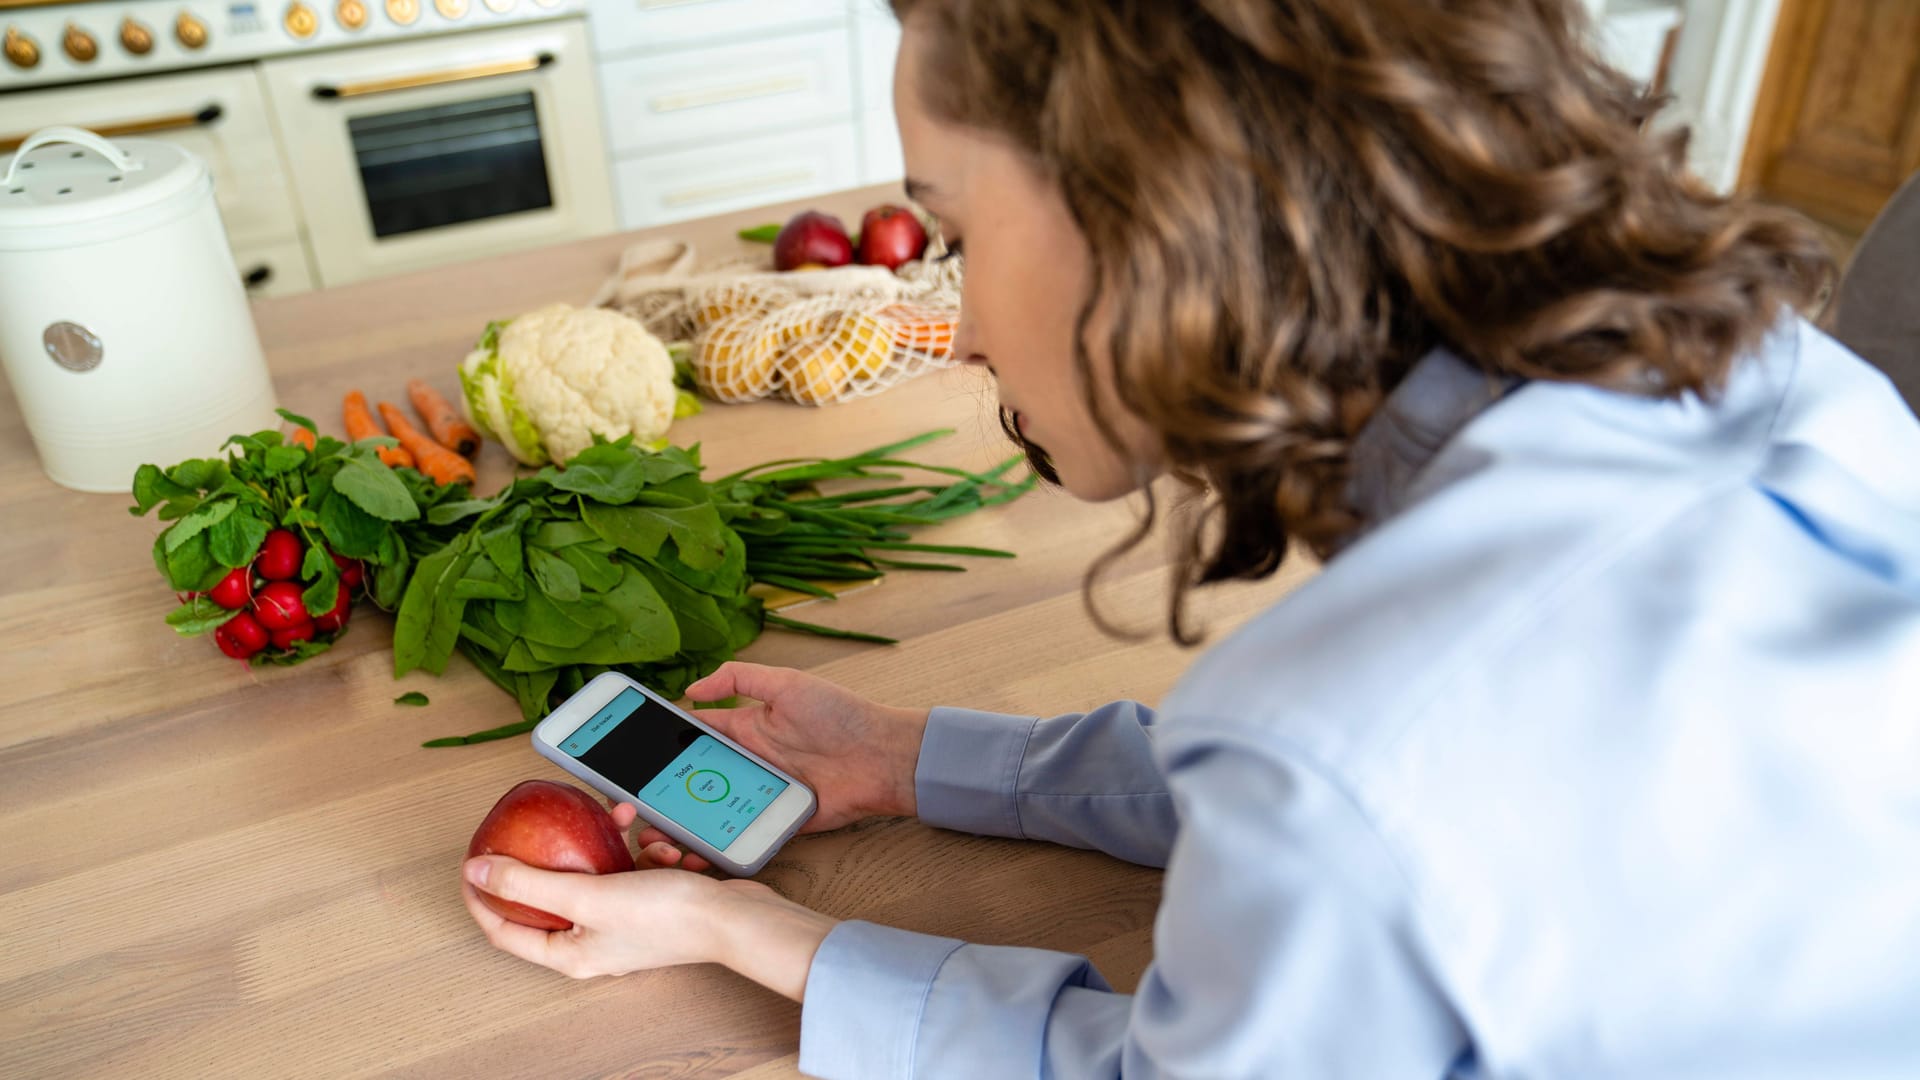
462,804,838,997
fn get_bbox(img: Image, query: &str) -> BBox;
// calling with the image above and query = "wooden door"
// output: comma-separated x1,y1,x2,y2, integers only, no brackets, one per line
1740,0,1920,233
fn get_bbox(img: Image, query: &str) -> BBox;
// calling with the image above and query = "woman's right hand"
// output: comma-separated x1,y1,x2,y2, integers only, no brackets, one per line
659,662,929,856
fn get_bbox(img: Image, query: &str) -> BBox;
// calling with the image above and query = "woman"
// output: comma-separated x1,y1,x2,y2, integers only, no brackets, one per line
463,1,1920,1075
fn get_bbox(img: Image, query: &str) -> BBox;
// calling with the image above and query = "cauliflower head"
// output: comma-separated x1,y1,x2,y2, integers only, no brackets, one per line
460,303,678,466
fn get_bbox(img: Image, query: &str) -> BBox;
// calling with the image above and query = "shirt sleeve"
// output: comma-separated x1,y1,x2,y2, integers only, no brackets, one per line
913,701,1177,868
800,727,1468,1079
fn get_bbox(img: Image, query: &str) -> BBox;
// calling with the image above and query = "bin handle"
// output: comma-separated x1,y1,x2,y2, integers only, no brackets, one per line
2,126,144,187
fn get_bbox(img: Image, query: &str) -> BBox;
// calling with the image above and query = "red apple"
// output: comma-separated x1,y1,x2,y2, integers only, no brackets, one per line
857,204,929,270
773,211,853,271
467,780,635,930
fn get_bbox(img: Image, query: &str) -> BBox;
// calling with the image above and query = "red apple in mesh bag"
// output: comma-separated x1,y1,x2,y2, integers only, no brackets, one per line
856,204,929,270
467,780,636,930
773,210,854,271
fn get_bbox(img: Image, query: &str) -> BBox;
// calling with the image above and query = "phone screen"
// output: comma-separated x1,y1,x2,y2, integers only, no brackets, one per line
558,687,790,850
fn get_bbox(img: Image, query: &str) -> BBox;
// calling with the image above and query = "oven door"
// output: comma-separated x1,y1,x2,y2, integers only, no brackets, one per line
261,18,614,288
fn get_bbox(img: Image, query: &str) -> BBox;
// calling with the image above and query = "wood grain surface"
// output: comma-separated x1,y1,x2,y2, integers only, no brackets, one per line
0,186,1312,1078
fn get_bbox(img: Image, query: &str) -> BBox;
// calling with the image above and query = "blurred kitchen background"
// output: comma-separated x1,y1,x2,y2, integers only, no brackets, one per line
1,0,1910,298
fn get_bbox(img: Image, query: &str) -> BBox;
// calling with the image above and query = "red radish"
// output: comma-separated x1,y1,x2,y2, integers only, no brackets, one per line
208,567,254,610
252,581,310,631
271,622,316,649
313,584,352,633
330,551,365,591
215,612,268,660
254,529,303,581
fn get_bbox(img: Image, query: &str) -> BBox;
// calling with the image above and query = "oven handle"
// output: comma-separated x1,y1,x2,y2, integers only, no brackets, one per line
0,105,223,153
311,53,555,100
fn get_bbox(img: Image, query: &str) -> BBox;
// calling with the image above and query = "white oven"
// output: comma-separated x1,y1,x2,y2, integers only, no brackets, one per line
2,0,614,293
261,17,611,286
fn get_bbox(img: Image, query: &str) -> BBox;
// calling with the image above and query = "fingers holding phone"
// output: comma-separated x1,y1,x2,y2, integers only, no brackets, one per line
683,662,931,831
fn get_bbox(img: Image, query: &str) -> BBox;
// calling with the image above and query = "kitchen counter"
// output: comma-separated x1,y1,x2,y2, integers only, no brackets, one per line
0,185,1311,1078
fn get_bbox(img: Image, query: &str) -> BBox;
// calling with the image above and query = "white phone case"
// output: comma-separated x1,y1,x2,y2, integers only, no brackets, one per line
532,671,816,877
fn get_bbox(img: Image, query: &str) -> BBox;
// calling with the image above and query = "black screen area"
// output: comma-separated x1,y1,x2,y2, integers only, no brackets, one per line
564,689,701,795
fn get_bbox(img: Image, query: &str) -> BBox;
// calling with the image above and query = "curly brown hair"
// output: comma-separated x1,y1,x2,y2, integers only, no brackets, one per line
891,0,1834,643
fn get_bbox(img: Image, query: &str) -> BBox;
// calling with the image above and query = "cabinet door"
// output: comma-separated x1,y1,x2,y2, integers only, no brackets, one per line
1742,0,1920,231
596,28,854,155
234,239,319,299
612,124,858,228
586,0,844,57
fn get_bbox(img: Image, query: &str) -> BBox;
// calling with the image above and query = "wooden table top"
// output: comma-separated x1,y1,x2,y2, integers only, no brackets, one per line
0,185,1310,1078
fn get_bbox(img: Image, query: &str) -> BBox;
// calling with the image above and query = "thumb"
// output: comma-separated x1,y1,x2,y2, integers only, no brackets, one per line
465,856,597,922
685,661,784,705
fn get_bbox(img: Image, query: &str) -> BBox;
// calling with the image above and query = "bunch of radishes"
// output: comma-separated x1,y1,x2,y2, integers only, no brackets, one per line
193,528,365,661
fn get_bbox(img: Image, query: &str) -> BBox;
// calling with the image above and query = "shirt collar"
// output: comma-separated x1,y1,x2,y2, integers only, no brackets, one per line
1344,347,1516,530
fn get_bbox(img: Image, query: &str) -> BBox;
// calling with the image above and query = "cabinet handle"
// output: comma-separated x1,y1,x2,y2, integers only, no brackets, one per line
242,264,274,289
650,74,808,113
663,168,815,208
312,53,553,100
0,104,222,153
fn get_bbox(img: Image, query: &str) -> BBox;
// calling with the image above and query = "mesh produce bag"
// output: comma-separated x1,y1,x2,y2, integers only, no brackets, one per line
590,238,963,406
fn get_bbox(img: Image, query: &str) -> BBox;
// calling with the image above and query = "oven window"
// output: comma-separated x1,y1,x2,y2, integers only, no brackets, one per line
348,91,553,239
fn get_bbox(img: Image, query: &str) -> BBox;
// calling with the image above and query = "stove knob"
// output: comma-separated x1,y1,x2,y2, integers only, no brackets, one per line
434,0,467,19
385,0,419,25
64,23,99,62
175,11,210,49
335,0,367,30
121,17,155,55
284,1,318,38
3,26,39,69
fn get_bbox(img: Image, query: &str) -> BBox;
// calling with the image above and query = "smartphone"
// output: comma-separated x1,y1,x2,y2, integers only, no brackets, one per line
531,671,816,877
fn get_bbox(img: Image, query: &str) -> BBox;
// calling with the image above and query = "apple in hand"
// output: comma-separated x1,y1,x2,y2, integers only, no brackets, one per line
856,204,929,270
467,780,636,930
773,211,854,271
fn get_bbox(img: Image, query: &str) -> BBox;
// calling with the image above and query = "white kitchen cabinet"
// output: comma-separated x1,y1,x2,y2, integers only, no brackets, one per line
232,238,319,300
586,0,846,57
590,0,902,228
596,29,855,156
611,124,860,228
859,106,904,185
854,6,901,113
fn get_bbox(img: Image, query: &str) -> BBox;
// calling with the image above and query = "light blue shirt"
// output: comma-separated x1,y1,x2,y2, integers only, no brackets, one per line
797,317,1920,1079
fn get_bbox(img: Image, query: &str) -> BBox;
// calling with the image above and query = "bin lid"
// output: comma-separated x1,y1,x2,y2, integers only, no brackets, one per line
0,126,210,251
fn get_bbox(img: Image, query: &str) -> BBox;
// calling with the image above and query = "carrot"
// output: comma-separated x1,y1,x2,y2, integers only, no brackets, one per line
407,378,481,458
287,425,317,451
378,401,476,487
344,390,415,469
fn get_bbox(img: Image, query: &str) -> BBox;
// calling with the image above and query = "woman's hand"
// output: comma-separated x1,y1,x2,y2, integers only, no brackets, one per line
463,818,838,999
632,663,928,873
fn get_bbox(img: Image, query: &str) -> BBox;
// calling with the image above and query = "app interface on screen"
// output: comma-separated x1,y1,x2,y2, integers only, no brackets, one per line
561,687,789,851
